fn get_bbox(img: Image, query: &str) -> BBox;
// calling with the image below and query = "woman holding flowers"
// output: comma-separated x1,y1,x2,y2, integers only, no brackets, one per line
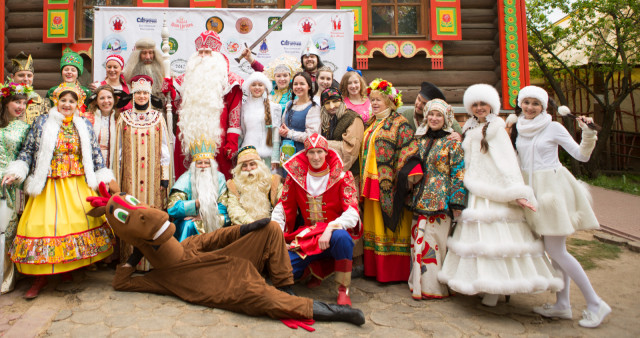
360,78,416,283
0,83,32,294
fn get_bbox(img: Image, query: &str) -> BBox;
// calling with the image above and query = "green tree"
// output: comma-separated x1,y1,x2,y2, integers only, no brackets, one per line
526,0,640,176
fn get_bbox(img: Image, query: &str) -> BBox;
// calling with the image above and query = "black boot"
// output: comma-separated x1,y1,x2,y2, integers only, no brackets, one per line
276,285,296,296
312,300,365,326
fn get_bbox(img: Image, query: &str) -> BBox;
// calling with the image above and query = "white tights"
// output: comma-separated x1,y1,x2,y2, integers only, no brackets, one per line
543,236,601,313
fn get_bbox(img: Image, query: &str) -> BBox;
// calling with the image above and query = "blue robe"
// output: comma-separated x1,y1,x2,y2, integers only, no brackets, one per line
167,170,229,242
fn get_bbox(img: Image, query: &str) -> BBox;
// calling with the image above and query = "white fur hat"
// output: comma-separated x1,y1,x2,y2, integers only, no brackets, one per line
242,71,273,96
463,84,501,116
518,85,548,112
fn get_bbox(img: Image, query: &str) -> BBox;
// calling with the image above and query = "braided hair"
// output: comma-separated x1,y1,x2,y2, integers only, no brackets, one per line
263,98,273,147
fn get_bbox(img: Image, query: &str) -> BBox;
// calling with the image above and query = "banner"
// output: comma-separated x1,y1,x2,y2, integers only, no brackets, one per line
93,7,354,82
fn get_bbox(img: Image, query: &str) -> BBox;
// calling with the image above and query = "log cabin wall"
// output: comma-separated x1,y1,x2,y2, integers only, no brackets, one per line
4,0,500,105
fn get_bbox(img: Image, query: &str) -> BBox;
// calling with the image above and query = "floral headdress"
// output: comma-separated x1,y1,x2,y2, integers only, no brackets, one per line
1,82,34,101
52,82,86,107
367,78,402,108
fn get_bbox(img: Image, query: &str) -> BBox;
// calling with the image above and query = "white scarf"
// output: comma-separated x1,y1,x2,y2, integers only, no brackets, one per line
516,112,552,138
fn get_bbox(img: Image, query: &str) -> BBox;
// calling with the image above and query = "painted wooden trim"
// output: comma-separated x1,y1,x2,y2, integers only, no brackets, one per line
137,0,169,7
43,0,76,43
429,0,462,41
285,0,316,10
190,0,221,7
336,0,368,41
499,0,529,109
354,40,444,70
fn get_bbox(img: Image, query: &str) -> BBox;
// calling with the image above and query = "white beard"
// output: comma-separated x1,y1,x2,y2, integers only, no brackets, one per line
233,162,272,220
190,162,221,233
123,56,164,95
178,52,228,155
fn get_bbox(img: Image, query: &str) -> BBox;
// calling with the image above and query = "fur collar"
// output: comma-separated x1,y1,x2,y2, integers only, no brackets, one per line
23,108,100,195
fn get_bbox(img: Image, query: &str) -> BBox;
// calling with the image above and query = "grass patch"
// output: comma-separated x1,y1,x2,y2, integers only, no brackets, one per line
567,238,622,270
581,174,640,196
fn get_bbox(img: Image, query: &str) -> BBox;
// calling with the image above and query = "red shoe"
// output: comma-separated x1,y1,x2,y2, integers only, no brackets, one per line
337,285,352,306
24,276,48,299
306,276,322,289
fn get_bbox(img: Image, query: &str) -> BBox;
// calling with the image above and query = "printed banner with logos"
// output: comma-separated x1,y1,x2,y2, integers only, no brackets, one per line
93,7,354,82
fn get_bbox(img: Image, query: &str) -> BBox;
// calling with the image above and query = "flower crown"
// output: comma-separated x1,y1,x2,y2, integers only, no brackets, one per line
367,78,403,108
1,82,34,100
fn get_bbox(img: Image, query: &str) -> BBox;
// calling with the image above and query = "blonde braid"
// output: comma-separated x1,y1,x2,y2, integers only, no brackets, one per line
264,98,273,147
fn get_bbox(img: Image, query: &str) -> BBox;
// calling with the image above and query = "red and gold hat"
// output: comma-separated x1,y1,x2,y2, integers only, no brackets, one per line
195,31,222,52
304,133,329,153
52,82,85,107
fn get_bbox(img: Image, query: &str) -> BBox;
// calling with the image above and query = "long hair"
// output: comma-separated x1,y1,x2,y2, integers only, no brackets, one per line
88,85,119,118
290,72,317,102
263,98,273,147
0,94,27,128
339,71,367,99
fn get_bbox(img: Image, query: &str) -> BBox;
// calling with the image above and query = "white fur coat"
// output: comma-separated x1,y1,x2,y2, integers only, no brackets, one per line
4,108,115,196
462,117,536,205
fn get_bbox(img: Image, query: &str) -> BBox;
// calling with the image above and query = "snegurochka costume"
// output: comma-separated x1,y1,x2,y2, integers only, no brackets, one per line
46,49,92,110
272,133,361,306
4,83,115,276
168,139,229,242
0,82,32,293
360,79,416,283
10,52,49,125
396,99,466,299
112,75,173,271
438,84,563,298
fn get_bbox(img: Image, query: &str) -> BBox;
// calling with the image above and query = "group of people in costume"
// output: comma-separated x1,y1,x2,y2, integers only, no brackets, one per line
0,28,611,329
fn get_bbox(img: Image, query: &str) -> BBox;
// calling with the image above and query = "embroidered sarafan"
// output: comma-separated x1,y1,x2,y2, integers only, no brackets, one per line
49,118,84,178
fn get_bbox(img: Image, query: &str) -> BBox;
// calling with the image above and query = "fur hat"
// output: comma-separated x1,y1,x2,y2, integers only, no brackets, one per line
418,82,446,101
518,85,548,112
463,84,501,116
135,37,156,50
242,72,272,96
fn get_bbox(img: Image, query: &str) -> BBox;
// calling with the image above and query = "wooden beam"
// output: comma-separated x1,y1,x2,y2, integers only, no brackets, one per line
1,2,5,81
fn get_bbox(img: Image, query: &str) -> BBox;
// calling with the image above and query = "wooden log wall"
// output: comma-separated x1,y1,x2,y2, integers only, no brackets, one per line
360,0,499,105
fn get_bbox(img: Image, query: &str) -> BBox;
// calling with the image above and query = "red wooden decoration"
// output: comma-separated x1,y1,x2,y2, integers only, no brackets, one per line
430,0,462,41
285,0,316,9
189,0,221,7
336,0,368,41
498,0,530,109
43,0,76,43
137,0,169,7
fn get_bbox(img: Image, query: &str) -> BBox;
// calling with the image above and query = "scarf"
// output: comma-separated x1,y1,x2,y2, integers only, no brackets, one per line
516,112,552,138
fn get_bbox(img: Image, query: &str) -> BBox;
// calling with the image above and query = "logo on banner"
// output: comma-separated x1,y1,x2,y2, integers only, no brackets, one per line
281,40,302,54
330,16,344,38
137,17,158,31
102,34,128,54
268,17,283,31
168,37,178,55
236,17,253,34
171,17,194,30
298,17,316,34
225,37,241,54
171,59,188,75
206,16,224,34
313,34,336,55
257,39,270,57
110,15,126,32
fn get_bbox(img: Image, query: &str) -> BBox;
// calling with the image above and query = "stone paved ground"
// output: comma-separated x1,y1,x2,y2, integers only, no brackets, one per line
1,231,639,338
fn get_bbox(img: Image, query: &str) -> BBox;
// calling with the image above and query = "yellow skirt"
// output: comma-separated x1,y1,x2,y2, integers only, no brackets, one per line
10,176,114,275
362,199,413,282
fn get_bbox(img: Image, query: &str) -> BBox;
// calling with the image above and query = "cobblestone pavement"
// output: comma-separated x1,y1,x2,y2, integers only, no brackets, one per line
1,233,638,338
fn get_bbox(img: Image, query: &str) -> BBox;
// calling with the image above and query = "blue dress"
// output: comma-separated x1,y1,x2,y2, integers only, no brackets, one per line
282,102,313,153
167,170,230,242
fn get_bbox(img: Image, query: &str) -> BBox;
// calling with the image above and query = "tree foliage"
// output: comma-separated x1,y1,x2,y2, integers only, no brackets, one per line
526,0,640,175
